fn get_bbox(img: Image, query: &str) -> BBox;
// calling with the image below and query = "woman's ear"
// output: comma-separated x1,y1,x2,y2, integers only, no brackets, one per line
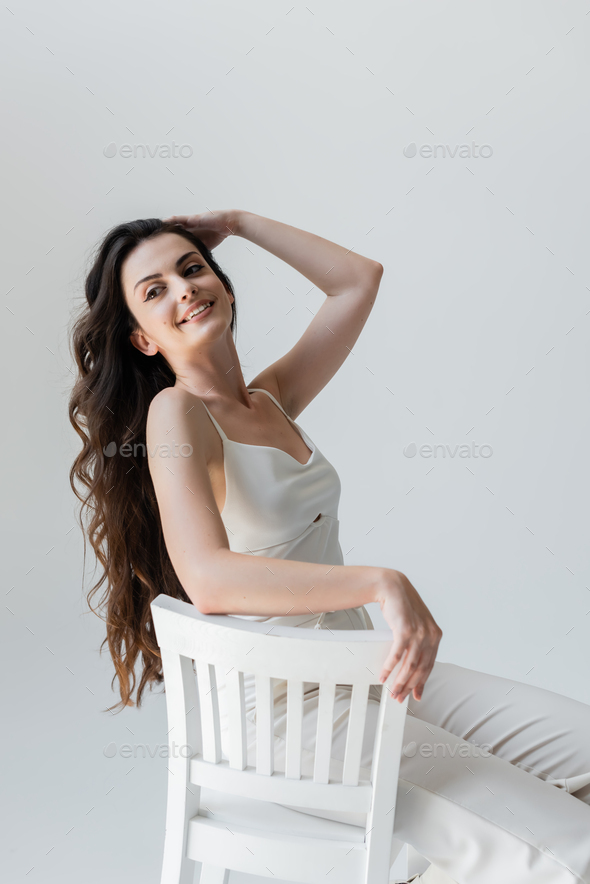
129,329,159,356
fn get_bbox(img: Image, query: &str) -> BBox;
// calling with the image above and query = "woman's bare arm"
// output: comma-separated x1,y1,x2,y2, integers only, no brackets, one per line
200,549,381,619
234,210,383,419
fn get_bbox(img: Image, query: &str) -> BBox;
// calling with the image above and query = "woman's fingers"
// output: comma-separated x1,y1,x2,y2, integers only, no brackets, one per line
393,642,440,703
380,634,411,683
380,640,413,686
162,214,194,228
394,649,435,703
412,650,437,701
387,641,424,699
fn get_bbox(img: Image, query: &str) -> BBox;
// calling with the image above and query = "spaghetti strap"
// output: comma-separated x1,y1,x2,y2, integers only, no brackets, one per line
199,400,228,441
248,387,293,422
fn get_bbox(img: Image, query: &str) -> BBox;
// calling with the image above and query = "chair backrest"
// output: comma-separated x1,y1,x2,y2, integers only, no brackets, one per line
151,594,408,880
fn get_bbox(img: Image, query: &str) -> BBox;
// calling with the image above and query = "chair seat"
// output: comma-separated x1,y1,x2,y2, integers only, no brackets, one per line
197,786,367,843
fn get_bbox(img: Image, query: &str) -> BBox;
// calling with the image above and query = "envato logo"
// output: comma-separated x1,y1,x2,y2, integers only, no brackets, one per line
403,442,493,459
403,141,493,159
103,441,193,458
103,142,193,159
103,741,195,759
403,740,493,759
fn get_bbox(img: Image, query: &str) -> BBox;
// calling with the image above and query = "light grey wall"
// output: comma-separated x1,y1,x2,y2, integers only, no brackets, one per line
2,1,589,882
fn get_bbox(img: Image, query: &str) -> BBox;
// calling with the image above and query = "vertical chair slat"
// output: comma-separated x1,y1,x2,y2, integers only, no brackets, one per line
225,669,247,770
342,683,370,786
364,684,409,883
284,679,304,780
255,674,274,776
195,660,222,764
313,681,336,784
159,649,202,884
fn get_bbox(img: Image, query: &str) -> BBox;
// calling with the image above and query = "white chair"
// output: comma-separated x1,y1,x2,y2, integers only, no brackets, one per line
151,593,418,884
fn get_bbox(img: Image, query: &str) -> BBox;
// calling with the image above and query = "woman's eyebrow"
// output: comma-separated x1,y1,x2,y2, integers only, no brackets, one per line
133,251,202,292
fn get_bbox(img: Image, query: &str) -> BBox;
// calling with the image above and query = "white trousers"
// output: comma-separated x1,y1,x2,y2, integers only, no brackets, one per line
217,610,590,884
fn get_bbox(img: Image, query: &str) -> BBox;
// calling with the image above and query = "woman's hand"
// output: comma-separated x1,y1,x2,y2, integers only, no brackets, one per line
161,209,243,251
375,570,443,704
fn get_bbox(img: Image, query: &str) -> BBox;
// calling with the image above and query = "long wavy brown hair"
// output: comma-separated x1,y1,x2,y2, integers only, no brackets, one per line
68,219,237,712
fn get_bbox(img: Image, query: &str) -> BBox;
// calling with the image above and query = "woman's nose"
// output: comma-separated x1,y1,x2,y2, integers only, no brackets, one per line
179,280,197,299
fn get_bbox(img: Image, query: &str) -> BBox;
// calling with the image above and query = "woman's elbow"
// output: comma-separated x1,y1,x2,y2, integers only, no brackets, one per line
183,552,228,615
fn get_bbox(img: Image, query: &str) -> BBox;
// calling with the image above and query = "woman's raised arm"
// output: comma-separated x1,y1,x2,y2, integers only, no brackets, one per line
163,209,383,419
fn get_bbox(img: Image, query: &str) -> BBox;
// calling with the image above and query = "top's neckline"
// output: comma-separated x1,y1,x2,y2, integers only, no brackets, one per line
201,388,316,467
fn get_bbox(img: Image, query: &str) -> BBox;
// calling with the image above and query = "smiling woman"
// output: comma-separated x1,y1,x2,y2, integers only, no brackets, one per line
67,211,389,715
68,210,590,884
67,212,390,712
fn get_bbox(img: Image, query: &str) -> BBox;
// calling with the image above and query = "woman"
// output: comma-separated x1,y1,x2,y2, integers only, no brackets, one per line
69,209,590,884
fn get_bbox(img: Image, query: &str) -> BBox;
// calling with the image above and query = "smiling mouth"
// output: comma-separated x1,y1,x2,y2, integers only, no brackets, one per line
180,301,214,323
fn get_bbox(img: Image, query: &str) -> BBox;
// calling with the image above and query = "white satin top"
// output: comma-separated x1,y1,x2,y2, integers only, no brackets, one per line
200,387,373,632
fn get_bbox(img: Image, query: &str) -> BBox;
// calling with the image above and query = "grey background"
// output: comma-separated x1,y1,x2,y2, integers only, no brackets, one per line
2,1,589,882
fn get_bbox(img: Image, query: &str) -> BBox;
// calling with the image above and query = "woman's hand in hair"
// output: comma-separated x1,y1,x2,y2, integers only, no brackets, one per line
162,209,243,250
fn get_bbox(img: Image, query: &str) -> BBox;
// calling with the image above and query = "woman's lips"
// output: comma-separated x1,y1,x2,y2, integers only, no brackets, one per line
181,301,214,324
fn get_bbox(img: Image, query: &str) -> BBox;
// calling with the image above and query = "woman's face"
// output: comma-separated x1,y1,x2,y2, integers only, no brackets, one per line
121,232,234,363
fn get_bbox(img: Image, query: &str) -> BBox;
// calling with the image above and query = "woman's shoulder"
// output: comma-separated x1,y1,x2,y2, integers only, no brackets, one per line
148,384,192,421
149,383,189,409
147,386,213,454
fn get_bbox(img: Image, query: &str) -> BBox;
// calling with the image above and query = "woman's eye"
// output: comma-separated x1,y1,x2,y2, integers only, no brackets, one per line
144,264,203,301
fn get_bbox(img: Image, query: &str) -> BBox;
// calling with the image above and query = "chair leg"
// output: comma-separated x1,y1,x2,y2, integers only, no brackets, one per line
198,864,230,884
